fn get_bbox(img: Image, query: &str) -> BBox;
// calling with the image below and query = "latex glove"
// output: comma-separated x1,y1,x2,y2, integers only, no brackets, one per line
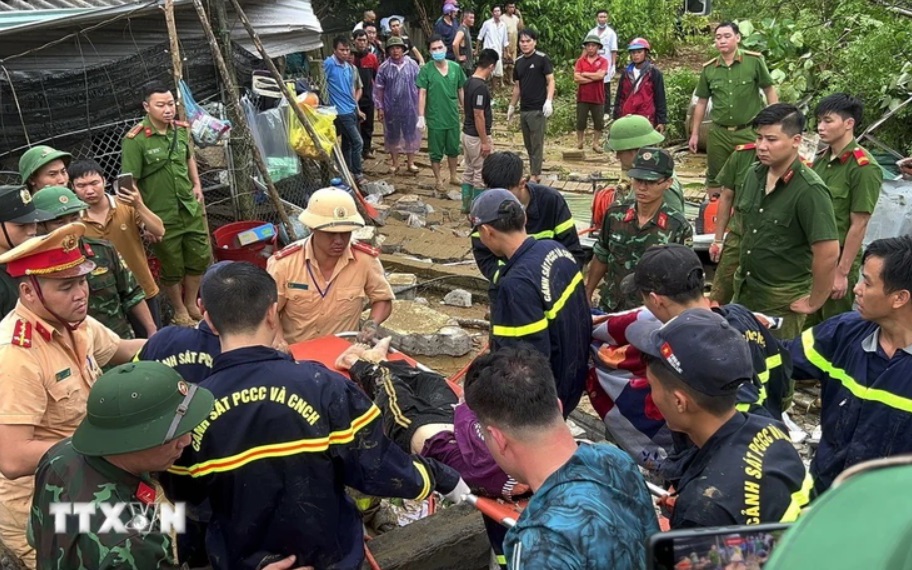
542,99,553,118
417,116,426,130
357,320,380,344
506,104,515,122
443,478,471,504
709,241,723,263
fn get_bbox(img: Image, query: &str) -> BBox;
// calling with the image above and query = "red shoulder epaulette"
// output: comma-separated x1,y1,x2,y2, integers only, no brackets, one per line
351,241,380,257
782,169,796,184
273,243,302,261
12,319,32,348
35,322,52,342
852,147,870,166
82,241,95,258
125,124,144,139
174,120,190,128
657,211,668,230
734,143,757,151
623,207,636,223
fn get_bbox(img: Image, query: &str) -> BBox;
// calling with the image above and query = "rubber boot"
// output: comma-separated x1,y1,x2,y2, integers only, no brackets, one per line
461,183,474,214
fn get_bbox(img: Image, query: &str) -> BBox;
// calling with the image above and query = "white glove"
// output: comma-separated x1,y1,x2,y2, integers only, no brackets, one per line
542,99,553,118
506,104,515,122
416,116,426,130
443,478,471,504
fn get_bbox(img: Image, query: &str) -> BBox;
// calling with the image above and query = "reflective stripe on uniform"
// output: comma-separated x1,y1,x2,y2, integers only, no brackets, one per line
529,218,576,240
801,329,912,413
779,472,813,522
411,459,432,500
492,272,584,338
168,405,382,477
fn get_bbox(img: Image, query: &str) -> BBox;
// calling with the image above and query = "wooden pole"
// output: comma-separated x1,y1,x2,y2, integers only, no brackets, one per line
190,0,297,241
163,0,186,121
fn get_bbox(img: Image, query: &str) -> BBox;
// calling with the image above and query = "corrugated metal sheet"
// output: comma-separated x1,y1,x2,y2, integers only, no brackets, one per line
0,0,135,10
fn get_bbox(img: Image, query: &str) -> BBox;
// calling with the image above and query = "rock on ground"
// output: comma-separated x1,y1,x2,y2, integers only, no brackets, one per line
442,289,472,307
371,301,472,357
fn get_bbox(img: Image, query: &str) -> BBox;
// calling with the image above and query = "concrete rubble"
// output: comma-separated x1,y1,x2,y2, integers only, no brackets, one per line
388,273,418,300
442,289,472,307
370,300,472,357
364,180,396,197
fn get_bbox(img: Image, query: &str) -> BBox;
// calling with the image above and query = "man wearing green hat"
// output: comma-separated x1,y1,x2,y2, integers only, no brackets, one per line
18,145,72,194
27,362,214,570
574,34,609,153
33,186,153,340
586,147,692,311
0,185,55,317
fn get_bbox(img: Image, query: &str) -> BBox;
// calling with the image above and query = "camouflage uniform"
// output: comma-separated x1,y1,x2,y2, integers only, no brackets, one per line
28,438,179,570
82,238,145,340
593,201,693,311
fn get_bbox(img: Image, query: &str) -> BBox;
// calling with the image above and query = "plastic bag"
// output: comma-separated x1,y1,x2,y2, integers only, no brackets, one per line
241,96,300,181
179,80,231,147
288,95,337,160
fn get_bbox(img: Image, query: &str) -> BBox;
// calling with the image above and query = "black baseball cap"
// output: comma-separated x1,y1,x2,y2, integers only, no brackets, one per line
621,244,705,296
469,188,522,229
0,185,55,224
626,308,753,396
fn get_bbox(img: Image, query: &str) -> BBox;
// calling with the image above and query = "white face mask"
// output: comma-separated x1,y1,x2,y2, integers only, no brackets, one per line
597,23,607,29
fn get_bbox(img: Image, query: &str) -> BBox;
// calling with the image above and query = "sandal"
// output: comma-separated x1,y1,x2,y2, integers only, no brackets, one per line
591,146,604,154
407,164,419,174
389,165,400,176
172,315,199,327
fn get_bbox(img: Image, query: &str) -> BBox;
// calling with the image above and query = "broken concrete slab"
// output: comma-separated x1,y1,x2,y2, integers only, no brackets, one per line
445,189,461,202
370,300,472,356
442,289,472,307
353,225,376,243
364,180,396,197
388,273,418,300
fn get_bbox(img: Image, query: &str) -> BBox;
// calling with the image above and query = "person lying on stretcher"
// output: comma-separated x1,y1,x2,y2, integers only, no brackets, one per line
336,339,531,501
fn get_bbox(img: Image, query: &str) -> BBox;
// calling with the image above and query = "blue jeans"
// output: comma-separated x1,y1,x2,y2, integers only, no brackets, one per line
335,112,364,176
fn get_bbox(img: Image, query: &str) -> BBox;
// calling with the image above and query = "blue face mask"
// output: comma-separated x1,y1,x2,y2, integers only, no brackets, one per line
431,51,446,61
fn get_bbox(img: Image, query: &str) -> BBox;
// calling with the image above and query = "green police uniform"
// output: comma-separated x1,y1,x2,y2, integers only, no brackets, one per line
28,362,214,570
593,201,693,311
82,238,146,340
807,141,882,325
121,117,210,286
695,49,773,188
732,158,838,339
710,143,758,304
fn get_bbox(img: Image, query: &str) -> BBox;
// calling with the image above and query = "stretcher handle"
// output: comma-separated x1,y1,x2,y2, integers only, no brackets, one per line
647,481,670,498
464,493,518,528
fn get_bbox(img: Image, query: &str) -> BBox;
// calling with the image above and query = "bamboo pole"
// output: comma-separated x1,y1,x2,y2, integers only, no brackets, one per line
162,0,186,121
190,0,297,241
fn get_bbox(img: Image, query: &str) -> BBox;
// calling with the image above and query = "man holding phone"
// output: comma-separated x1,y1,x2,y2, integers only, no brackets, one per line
122,81,211,327
627,310,811,529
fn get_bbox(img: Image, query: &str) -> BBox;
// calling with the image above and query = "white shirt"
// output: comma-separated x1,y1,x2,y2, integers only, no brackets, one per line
588,25,618,81
479,18,509,53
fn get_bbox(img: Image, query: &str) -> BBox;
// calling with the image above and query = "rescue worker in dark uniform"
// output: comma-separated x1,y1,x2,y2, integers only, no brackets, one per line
786,236,912,495
0,185,54,317
625,244,792,419
472,151,584,283
33,187,149,340
627,309,811,529
163,262,469,570
470,189,591,416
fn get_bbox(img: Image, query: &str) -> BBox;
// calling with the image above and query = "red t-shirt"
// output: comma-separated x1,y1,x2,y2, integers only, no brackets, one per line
575,55,609,104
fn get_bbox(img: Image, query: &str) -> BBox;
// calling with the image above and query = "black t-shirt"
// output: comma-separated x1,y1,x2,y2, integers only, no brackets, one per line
669,413,808,529
463,76,492,136
513,51,554,111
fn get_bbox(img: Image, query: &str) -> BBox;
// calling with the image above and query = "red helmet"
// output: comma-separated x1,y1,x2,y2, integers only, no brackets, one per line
627,37,651,51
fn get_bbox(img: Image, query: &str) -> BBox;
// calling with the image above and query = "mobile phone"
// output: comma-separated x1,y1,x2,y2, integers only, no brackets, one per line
648,523,790,570
116,173,134,194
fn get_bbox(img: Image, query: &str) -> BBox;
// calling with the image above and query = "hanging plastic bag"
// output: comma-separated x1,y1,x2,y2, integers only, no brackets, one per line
241,96,300,182
288,92,337,160
179,80,231,147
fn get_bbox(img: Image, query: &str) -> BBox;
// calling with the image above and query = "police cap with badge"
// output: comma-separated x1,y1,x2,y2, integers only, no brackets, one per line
0,185,55,225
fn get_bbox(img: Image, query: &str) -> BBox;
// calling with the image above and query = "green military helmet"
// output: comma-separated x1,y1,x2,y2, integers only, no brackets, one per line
73,362,215,456
386,35,407,53
606,115,665,151
18,145,72,184
32,186,88,219
582,34,602,47
629,147,675,180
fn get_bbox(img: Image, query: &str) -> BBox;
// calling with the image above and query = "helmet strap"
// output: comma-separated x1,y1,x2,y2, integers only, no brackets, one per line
0,223,12,251
29,275,84,333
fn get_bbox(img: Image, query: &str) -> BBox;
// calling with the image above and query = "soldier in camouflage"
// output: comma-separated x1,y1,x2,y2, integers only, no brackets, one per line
28,362,215,570
586,148,693,311
33,187,150,339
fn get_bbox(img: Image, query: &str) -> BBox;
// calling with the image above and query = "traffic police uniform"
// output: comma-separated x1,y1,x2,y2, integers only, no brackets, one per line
709,142,758,304
29,362,214,570
0,185,54,317
472,182,585,283
164,346,462,570
268,188,394,343
0,223,122,566
788,312,912,494
121,117,210,287
694,49,773,188
732,158,839,339
809,141,882,324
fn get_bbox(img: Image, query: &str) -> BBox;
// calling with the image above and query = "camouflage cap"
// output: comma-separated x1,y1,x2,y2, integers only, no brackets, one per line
32,186,88,219
18,145,72,184
606,115,665,151
73,362,215,456
628,147,674,181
